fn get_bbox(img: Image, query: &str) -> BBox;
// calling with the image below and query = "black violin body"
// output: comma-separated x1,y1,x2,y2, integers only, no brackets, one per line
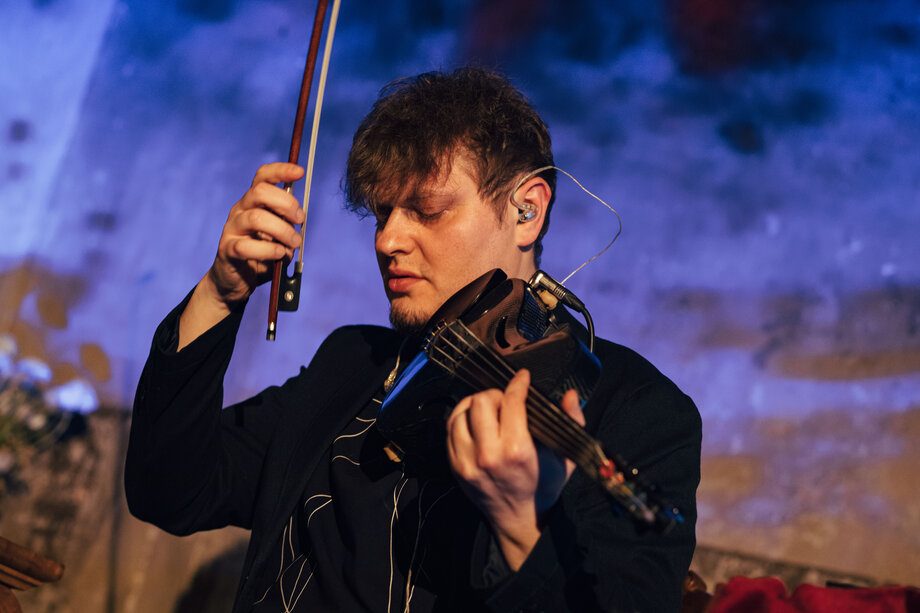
377,269,600,469
377,269,682,532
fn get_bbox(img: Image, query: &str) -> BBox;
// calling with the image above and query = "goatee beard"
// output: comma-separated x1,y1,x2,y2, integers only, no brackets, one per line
388,307,430,336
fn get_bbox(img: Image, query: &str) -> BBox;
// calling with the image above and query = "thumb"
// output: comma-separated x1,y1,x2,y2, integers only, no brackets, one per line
561,389,585,426
560,389,585,479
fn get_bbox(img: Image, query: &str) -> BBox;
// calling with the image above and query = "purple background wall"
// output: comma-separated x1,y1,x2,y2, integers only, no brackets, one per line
2,0,919,606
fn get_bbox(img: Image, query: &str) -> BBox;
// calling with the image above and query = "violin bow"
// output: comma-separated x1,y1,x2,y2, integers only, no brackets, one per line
267,0,342,340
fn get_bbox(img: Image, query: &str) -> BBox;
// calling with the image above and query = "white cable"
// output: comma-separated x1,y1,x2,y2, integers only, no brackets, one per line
387,473,408,613
299,0,342,264
510,165,622,284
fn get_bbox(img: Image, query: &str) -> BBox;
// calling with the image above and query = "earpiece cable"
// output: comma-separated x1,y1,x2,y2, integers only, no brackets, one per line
510,165,622,284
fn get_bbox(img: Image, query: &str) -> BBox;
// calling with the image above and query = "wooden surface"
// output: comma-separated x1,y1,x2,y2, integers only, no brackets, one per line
0,536,65,587
0,535,63,613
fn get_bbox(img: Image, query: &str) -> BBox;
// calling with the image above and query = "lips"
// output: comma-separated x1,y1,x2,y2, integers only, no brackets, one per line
385,268,421,293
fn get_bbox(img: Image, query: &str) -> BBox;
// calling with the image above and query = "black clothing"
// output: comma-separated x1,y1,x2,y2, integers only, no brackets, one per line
126,296,701,612
251,390,486,612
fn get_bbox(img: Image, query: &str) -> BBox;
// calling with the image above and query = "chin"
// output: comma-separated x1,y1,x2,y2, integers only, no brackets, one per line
388,304,431,336
390,299,433,336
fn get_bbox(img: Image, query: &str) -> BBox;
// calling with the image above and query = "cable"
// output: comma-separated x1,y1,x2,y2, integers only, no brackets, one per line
529,269,596,352
510,165,622,284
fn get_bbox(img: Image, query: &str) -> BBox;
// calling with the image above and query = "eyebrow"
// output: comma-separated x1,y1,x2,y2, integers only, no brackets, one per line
368,177,462,213
377,190,458,213
416,192,459,208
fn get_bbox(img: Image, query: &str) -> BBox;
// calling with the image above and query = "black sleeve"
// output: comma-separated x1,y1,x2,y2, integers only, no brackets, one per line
475,344,702,613
124,295,307,534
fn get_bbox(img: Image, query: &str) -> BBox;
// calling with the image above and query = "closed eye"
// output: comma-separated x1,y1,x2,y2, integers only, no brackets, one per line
415,209,445,223
372,203,449,230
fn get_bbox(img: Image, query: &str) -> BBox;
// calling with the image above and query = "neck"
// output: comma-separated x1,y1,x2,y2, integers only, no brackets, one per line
505,257,537,282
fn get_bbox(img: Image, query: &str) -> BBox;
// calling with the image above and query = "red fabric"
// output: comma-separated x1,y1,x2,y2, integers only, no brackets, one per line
706,576,920,613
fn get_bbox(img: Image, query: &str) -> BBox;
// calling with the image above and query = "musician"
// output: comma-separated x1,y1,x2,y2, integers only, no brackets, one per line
126,68,701,612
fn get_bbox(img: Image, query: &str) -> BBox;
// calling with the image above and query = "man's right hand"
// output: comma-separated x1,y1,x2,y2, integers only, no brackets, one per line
178,163,305,350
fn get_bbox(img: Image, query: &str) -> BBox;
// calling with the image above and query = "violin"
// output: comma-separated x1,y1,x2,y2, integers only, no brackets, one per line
377,269,683,533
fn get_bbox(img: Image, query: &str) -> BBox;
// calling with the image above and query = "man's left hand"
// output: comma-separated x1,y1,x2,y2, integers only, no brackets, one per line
446,369,585,571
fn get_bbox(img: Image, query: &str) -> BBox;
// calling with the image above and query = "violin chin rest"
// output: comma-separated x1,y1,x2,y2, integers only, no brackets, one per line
423,269,509,330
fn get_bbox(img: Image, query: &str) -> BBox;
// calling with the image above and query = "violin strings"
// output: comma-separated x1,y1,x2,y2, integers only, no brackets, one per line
426,322,666,526
429,325,606,470
430,337,658,523
430,330,583,454
432,324,590,450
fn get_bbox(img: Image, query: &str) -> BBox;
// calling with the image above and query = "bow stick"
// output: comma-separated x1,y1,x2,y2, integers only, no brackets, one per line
267,0,342,340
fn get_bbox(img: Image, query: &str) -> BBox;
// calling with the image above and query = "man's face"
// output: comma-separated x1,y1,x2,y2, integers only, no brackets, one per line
374,154,528,334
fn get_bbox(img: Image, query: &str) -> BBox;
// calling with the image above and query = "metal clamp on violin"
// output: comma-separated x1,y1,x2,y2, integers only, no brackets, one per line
377,269,684,533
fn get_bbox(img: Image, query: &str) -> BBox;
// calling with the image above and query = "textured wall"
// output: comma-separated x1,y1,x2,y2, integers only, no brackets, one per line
1,0,918,607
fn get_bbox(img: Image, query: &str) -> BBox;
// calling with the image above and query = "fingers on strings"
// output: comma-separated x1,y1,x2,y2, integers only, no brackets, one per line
447,371,535,474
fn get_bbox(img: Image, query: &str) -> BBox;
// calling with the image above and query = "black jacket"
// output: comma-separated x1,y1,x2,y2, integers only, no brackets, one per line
126,298,701,612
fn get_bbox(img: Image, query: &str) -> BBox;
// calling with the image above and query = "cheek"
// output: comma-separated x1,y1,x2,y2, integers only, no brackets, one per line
441,229,493,266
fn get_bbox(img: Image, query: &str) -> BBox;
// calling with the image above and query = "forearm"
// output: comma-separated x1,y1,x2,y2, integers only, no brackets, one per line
125,295,249,533
481,469,695,613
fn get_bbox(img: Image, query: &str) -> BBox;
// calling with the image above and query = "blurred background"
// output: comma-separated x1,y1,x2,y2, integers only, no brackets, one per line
1,0,918,610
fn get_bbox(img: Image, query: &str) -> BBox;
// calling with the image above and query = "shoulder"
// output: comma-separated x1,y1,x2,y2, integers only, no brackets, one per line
592,336,696,412
585,336,701,461
593,337,682,396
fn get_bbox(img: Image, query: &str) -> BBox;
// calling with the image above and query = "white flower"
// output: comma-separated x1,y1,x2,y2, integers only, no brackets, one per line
45,379,99,414
16,358,52,383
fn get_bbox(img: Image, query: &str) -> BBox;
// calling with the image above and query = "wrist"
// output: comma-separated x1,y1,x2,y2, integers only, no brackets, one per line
177,274,238,351
203,267,248,311
491,510,541,571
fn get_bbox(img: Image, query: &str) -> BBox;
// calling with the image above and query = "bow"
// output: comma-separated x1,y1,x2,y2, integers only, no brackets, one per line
267,0,342,340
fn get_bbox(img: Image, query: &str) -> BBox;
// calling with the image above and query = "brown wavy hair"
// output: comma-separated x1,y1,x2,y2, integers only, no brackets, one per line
344,67,556,263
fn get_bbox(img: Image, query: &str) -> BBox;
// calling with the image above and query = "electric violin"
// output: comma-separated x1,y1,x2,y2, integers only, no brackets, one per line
378,269,683,533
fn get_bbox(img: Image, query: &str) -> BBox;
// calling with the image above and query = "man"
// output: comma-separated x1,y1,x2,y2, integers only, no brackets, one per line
126,68,701,612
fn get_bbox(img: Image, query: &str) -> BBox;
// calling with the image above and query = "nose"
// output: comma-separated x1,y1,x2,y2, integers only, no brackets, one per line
375,208,414,257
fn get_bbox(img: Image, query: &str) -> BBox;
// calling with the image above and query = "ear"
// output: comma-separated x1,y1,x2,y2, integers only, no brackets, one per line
511,176,551,250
